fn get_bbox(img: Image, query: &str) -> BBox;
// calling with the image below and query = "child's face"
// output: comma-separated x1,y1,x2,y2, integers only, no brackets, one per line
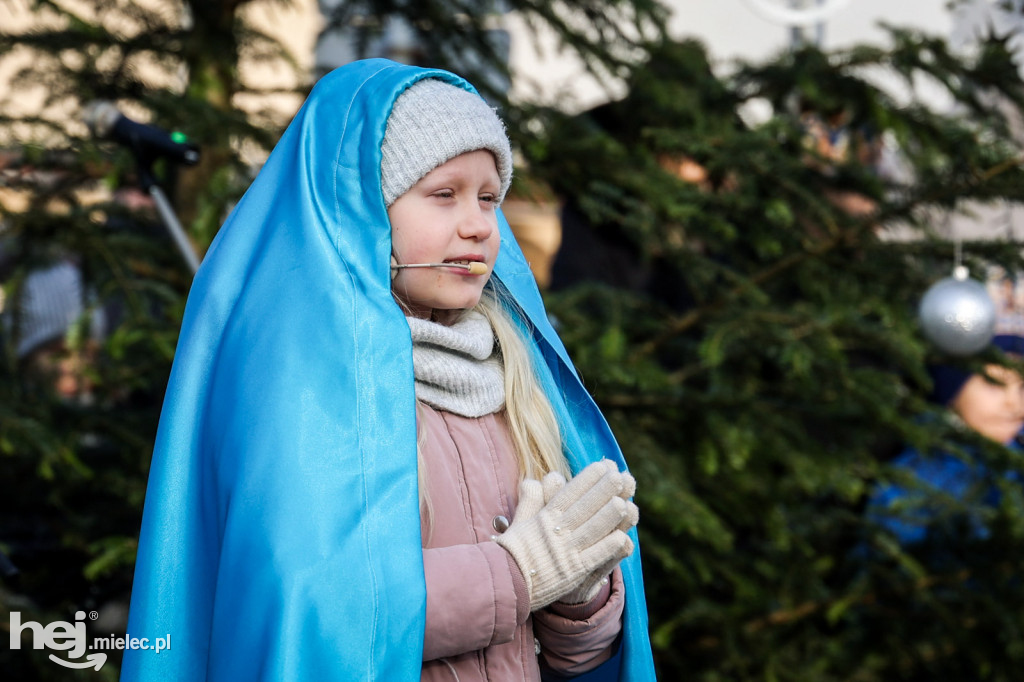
389,149,501,322
952,364,1024,444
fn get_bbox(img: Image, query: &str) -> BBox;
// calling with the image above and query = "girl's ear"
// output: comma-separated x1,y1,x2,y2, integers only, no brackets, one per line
391,254,398,281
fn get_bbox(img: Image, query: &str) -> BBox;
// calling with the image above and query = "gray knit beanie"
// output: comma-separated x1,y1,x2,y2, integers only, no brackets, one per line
381,78,513,207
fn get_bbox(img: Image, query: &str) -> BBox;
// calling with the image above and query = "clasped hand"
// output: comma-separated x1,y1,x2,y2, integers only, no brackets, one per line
495,459,639,611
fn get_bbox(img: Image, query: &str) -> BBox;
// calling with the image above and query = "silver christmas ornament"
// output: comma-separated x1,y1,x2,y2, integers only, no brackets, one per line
918,265,997,355
741,0,852,27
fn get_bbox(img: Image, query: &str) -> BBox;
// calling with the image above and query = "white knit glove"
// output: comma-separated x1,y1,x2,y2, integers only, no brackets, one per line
545,466,638,604
495,460,638,612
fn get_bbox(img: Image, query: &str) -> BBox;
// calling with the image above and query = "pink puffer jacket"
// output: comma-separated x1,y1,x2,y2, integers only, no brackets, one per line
418,405,625,681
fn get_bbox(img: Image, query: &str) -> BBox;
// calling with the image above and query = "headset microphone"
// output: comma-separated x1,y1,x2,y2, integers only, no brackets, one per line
391,262,489,275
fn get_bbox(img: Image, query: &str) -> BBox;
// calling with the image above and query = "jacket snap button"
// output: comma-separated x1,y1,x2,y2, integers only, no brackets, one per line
492,515,510,533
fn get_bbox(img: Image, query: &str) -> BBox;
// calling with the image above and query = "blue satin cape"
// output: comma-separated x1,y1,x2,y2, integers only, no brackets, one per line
121,59,655,681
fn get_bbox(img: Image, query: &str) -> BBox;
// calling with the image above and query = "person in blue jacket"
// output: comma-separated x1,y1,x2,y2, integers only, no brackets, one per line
869,334,1024,546
120,59,656,681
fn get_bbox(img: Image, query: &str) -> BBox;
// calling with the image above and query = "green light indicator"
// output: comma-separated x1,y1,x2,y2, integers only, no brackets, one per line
171,131,188,144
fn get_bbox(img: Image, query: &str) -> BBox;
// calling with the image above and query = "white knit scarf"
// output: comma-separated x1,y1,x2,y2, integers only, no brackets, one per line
406,310,505,418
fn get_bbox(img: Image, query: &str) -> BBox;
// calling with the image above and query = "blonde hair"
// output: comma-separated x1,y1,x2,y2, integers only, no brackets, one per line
416,285,571,531
476,286,571,480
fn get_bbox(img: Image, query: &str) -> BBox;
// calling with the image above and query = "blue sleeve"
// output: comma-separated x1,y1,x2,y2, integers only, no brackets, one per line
867,448,978,546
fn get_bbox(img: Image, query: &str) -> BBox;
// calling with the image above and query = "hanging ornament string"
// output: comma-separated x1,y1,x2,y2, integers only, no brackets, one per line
918,237,997,355
954,237,968,280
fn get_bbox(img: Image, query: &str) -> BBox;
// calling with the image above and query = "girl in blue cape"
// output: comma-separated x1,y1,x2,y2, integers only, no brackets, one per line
121,59,656,681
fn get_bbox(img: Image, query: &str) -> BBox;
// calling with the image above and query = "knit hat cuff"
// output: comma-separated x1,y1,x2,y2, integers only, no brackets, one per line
381,78,513,207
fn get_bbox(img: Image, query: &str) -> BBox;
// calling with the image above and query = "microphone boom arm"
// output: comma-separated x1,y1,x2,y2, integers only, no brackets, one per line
85,101,202,275
148,184,200,274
